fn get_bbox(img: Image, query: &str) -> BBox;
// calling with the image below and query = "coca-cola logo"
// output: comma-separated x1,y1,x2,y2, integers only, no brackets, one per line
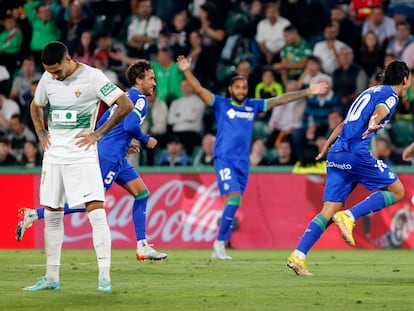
64,179,224,244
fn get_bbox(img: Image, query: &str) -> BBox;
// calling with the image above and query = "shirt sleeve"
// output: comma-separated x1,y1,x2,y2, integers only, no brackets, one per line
123,110,150,144
92,68,124,107
33,73,49,107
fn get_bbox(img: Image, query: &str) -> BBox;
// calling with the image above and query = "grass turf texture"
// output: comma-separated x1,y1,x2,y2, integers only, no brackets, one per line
1,249,414,311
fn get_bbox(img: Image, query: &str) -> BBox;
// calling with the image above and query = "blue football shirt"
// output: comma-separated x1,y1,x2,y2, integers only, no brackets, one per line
97,87,150,163
211,95,267,160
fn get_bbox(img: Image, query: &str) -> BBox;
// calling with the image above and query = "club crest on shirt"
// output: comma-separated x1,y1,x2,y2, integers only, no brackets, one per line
74,89,82,97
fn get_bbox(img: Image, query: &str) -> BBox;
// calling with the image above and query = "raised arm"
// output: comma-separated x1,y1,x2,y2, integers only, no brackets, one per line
176,55,214,105
267,81,328,110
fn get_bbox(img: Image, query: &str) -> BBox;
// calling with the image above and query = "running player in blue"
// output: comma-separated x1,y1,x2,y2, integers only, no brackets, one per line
287,60,412,275
177,55,328,259
16,59,168,261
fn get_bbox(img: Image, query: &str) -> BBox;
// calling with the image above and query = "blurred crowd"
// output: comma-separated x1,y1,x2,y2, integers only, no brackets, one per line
1,0,414,168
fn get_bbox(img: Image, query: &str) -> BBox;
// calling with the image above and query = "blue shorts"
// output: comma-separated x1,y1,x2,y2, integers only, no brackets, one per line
323,148,397,203
99,157,139,191
214,157,249,195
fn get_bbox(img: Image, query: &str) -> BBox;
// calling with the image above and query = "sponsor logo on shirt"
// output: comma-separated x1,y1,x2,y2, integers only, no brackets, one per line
226,108,254,120
100,82,117,96
51,110,77,124
326,161,352,170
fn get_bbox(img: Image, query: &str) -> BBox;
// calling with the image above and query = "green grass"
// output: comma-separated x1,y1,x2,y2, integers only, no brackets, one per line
1,249,414,311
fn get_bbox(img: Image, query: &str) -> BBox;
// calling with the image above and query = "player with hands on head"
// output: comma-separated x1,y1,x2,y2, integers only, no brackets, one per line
288,60,412,276
177,55,328,260
17,59,167,262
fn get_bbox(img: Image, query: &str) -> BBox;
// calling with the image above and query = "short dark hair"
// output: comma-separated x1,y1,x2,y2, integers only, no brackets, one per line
125,59,153,87
380,60,410,85
230,75,247,86
41,41,68,66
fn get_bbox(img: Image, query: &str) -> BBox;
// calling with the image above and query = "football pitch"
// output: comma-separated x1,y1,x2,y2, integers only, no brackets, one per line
1,249,414,311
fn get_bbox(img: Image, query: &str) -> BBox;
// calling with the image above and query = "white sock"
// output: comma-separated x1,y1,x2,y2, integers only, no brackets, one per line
293,249,306,260
44,209,64,283
344,210,355,221
88,209,111,281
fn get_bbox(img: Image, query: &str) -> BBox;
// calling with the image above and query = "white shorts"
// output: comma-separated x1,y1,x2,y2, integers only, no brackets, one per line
40,162,105,209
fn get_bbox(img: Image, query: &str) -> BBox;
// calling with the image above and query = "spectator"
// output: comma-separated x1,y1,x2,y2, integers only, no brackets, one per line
23,0,61,65
332,46,369,113
255,68,283,100
169,10,192,58
272,138,296,165
93,51,119,85
193,133,215,166
141,89,168,165
386,21,414,61
21,79,40,134
95,32,127,77
273,25,312,87
356,31,384,78
297,56,325,89
0,93,20,134
8,113,37,162
158,135,192,166
394,69,414,120
373,136,411,166
167,79,205,156
330,5,361,52
73,30,95,66
0,135,18,166
9,55,42,107
302,75,342,143
313,23,348,75
325,109,344,139
369,53,397,86
250,137,271,166
19,140,42,167
196,2,226,88
239,0,263,40
234,60,259,98
125,0,162,58
255,67,283,121
55,0,95,56
361,5,397,49
256,2,291,65
151,47,184,105
0,13,23,77
186,30,203,77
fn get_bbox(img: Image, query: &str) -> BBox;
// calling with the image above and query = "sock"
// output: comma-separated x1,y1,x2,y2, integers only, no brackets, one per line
44,209,64,283
217,196,241,241
348,191,395,220
36,203,86,220
63,202,86,215
132,189,150,241
296,214,328,256
88,209,111,281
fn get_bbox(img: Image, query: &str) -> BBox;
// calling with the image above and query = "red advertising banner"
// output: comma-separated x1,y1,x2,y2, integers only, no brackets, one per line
3,172,414,250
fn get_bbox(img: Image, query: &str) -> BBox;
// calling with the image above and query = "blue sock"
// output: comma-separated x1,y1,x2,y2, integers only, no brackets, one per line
349,191,395,220
132,189,150,240
36,203,86,220
37,208,44,219
217,196,241,241
297,214,328,255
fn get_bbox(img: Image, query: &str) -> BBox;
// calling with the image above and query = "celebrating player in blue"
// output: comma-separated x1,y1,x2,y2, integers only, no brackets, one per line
17,59,167,261
177,55,328,259
287,60,412,276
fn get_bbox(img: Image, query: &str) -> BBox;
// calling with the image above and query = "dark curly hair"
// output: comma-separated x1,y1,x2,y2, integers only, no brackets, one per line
125,59,153,87
380,60,410,85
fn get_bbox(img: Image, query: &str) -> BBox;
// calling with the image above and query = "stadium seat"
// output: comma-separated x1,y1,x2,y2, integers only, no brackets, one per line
388,119,414,148
252,120,270,139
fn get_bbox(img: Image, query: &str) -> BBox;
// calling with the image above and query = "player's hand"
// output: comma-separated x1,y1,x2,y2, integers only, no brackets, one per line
37,130,51,150
402,143,414,161
146,137,158,149
177,55,192,71
75,133,99,150
362,124,382,139
308,81,329,95
316,145,329,161
128,143,140,154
